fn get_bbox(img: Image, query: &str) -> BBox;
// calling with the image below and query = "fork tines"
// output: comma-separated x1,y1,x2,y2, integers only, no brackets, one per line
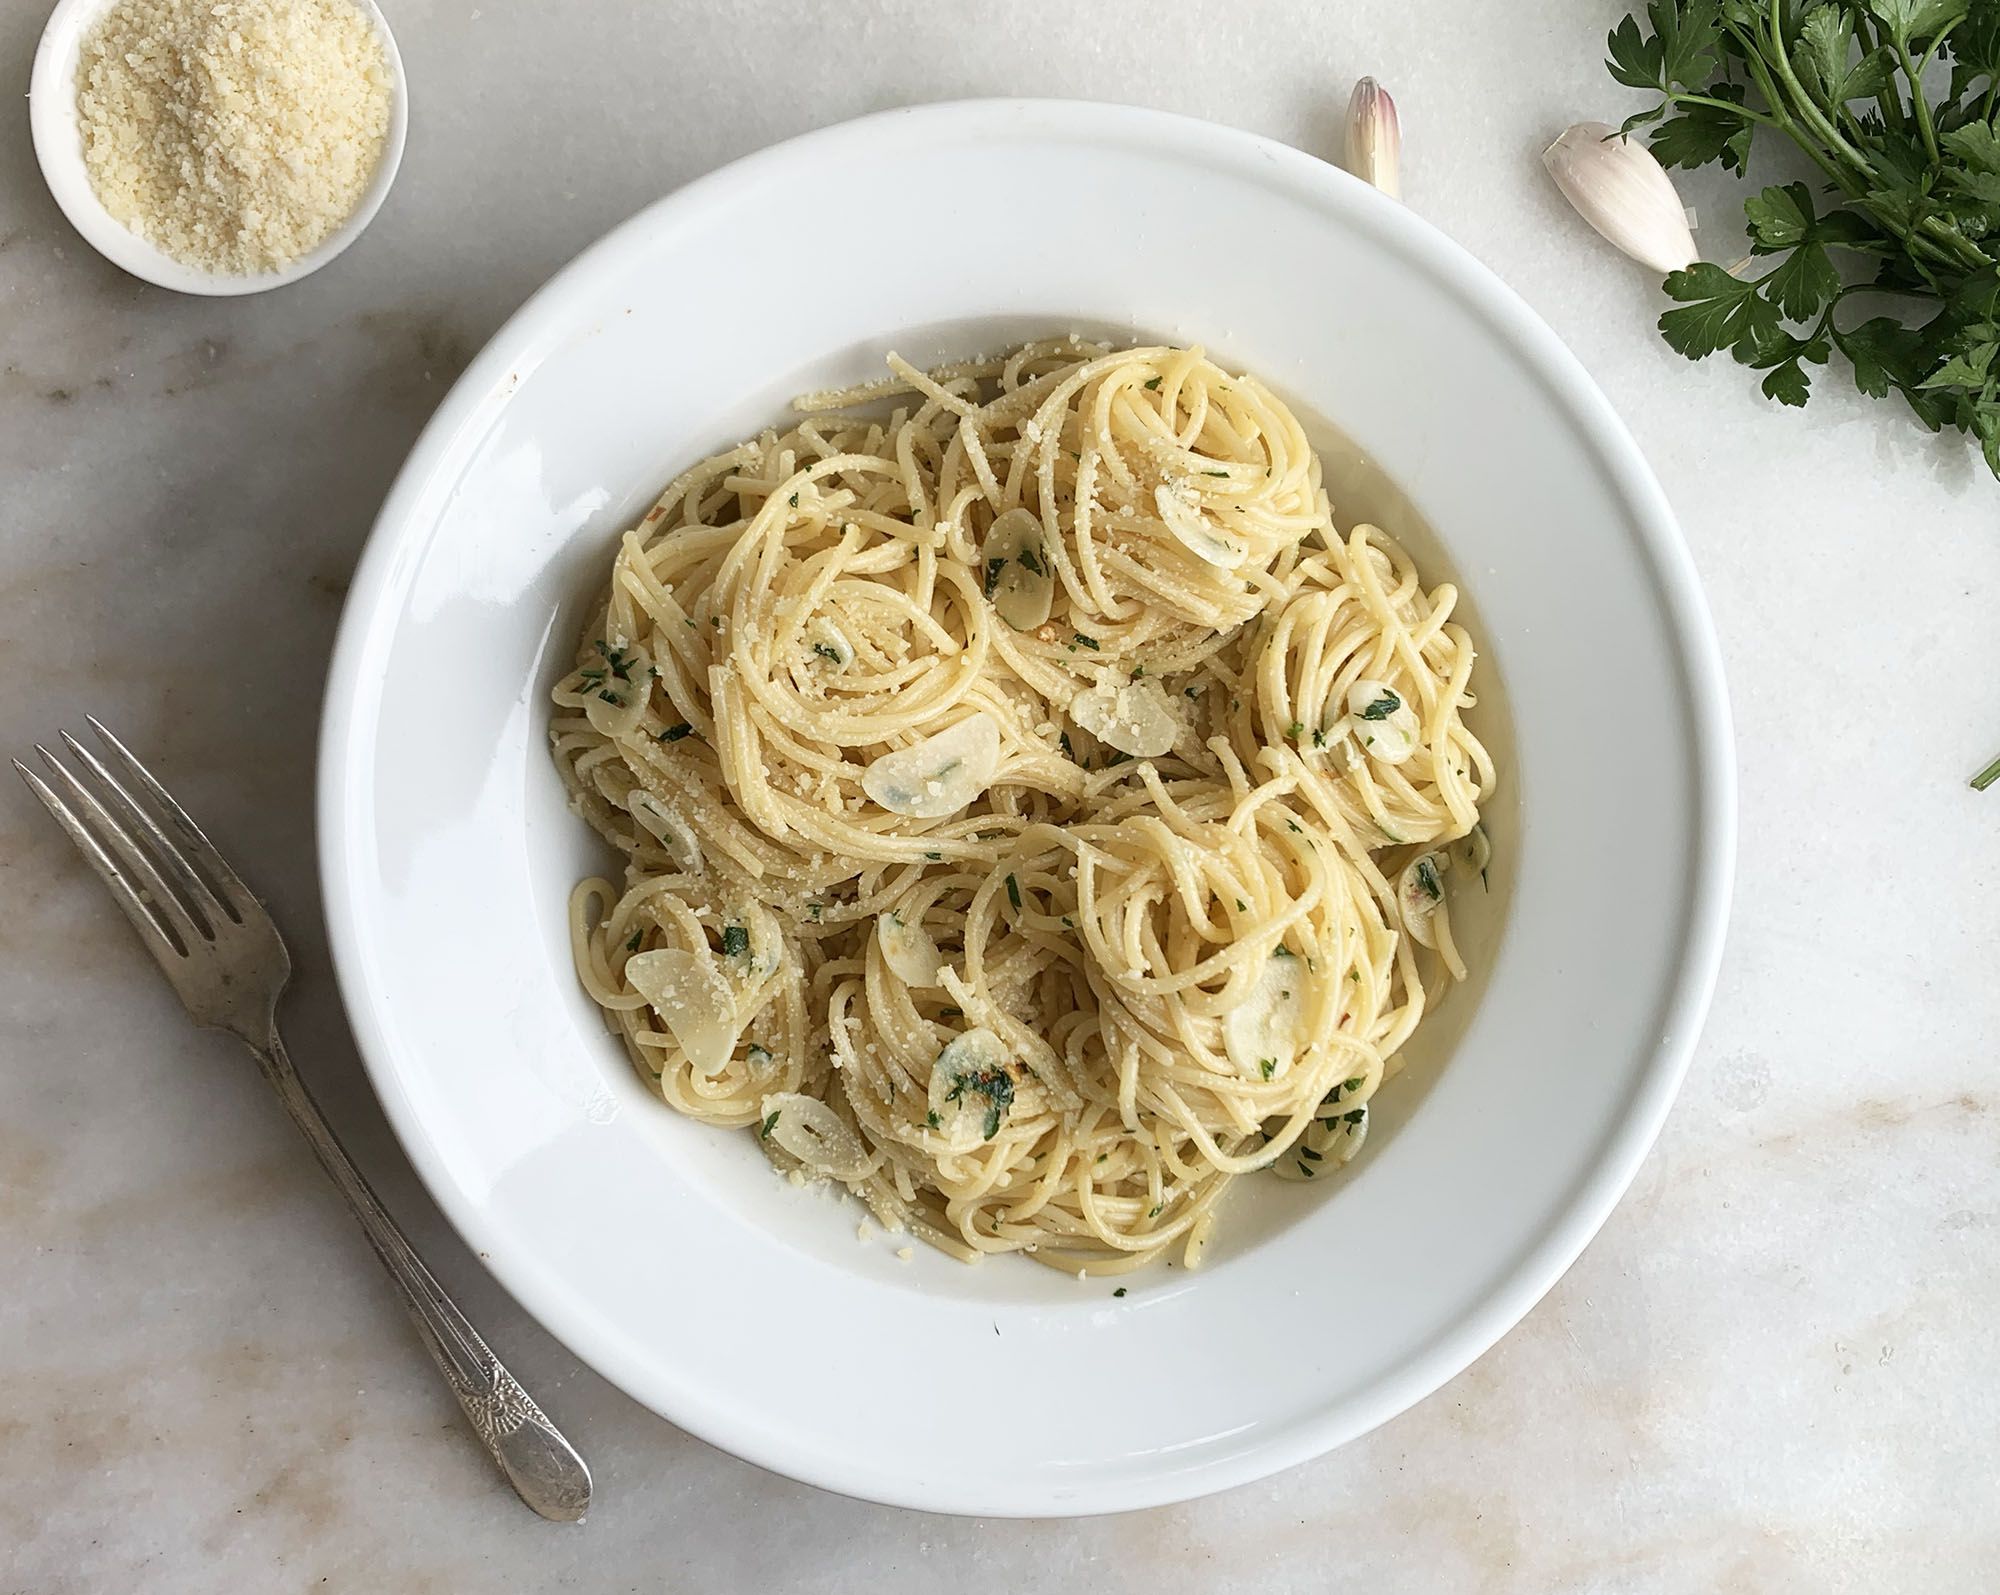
15,717,249,961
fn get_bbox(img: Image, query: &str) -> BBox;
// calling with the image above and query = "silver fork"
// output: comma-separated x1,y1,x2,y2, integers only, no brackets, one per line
16,718,592,1524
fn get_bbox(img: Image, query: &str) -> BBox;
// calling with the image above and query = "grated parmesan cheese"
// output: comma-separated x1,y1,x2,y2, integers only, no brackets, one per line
76,0,392,275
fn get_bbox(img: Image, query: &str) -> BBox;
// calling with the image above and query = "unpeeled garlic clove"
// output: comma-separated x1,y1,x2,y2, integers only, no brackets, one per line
1345,77,1401,198
1542,122,1698,275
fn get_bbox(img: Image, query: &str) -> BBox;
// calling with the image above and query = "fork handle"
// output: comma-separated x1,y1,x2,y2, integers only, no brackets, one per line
248,1028,592,1522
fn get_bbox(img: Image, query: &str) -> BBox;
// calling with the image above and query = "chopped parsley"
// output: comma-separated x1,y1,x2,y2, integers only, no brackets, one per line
984,555,1007,598
1414,856,1444,902
925,1110,941,1129
924,850,942,861
1143,375,1162,391
1005,874,1022,910
1202,469,1229,477
788,492,799,507
624,929,643,952
1285,721,1305,740
812,643,842,663
942,1058,1016,1141
720,924,749,958
596,640,638,682
1072,633,1100,651
1059,730,1075,760
659,722,694,742
1018,543,1047,576
1112,1287,1128,1298
1359,690,1403,722
1147,1204,1162,1218
1259,1057,1276,1080
1130,664,1145,679
760,1110,779,1140
745,1042,773,1066
1235,898,1248,911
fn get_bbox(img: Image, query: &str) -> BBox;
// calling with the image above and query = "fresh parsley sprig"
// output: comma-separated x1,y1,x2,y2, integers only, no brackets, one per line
1607,0,2000,475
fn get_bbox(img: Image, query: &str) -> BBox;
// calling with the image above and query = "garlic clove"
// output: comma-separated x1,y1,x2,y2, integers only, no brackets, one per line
1345,77,1401,199
1542,122,1698,275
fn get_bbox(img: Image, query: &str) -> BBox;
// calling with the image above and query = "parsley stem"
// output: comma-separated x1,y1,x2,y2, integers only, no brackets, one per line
1973,754,2000,794
1760,1,1872,180
1893,39,1942,169
1663,91,1785,135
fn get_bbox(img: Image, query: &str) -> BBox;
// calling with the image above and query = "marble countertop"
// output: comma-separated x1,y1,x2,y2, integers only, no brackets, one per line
5,1,1996,1589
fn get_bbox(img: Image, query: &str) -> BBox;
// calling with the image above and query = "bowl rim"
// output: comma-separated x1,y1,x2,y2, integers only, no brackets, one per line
28,0,408,296
316,97,1737,1515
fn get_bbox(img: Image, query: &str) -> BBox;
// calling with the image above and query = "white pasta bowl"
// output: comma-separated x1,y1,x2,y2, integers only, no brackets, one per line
28,0,407,296
319,100,1734,1517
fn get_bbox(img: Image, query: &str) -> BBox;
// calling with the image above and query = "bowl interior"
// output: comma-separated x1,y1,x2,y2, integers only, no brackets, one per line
319,100,1731,1516
29,0,408,296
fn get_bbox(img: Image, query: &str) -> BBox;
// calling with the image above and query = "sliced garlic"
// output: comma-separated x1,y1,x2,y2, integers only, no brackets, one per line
1397,851,1449,947
625,789,704,874
762,1093,872,1180
1154,482,1248,568
735,901,786,980
862,713,1000,818
983,507,1054,631
807,615,853,668
625,947,740,1073
1347,678,1420,764
1069,678,1179,759
877,908,944,987
1220,947,1310,1081
1453,823,1491,878
927,1027,1016,1150
581,642,652,739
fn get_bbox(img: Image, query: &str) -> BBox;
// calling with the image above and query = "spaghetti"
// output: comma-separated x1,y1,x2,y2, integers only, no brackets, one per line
553,341,1492,1272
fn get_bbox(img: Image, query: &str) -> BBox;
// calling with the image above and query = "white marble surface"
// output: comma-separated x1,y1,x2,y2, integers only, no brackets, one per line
4,1,1997,1589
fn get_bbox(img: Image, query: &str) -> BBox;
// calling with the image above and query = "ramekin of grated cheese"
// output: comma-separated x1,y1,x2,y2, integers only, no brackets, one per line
29,0,407,295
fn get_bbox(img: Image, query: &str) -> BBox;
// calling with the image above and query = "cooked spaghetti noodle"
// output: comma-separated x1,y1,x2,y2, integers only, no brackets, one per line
553,341,1493,1272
